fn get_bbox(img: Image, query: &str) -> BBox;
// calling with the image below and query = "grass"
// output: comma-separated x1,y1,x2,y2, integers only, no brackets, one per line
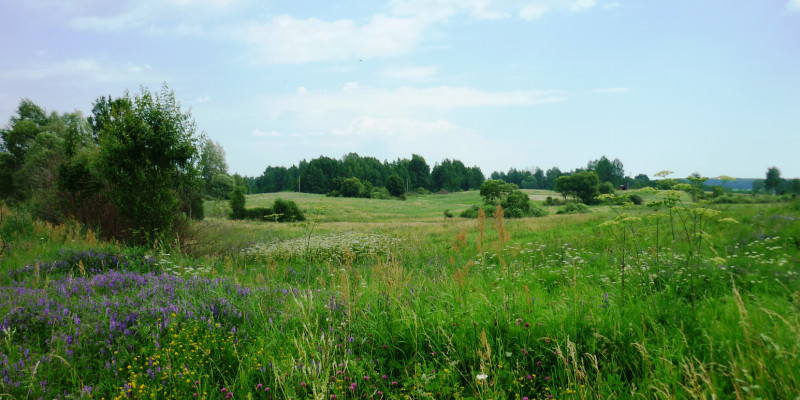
2,194,799,399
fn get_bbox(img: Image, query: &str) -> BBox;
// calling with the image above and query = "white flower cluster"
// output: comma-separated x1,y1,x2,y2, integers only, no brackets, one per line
241,231,403,262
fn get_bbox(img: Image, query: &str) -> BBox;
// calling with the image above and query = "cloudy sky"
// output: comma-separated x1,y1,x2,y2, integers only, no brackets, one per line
2,0,799,179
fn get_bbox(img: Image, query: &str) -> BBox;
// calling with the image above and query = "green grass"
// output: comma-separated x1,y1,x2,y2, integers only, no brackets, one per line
2,194,799,399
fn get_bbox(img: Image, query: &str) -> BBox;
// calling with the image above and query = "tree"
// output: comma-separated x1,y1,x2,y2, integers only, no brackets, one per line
588,156,624,187
229,186,246,219
765,167,781,195
545,167,562,190
791,178,800,196
501,190,531,218
340,177,364,198
207,173,235,199
386,174,405,197
408,154,431,190
480,179,515,205
199,138,228,183
94,85,202,242
555,171,600,204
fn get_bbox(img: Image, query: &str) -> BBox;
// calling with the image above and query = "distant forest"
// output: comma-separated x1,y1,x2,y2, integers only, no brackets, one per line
246,154,652,194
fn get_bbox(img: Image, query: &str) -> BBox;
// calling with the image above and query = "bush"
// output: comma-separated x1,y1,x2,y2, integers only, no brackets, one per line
443,209,453,218
459,204,496,218
529,205,548,217
244,207,274,221
545,196,564,206
340,177,364,198
628,194,643,205
598,181,615,195
556,203,591,215
272,198,305,222
229,187,246,219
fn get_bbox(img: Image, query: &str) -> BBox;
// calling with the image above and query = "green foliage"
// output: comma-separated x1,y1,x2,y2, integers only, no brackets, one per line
340,176,365,198
94,85,201,243
556,171,600,204
272,198,305,222
207,173,235,200
598,181,615,195
587,155,624,186
386,174,405,197
556,202,591,214
479,179,515,205
443,209,454,218
500,190,531,218
459,204,496,218
544,196,564,206
229,187,246,219
765,166,781,194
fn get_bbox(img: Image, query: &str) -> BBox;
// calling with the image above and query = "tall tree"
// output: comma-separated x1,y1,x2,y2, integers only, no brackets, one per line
94,85,202,242
765,167,782,195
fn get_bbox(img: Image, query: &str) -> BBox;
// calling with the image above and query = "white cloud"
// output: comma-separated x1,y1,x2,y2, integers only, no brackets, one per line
1,59,156,83
571,0,596,11
603,2,621,9
253,129,280,137
381,65,439,81
332,116,459,138
196,95,211,103
520,0,598,20
237,14,427,64
788,0,800,11
263,83,566,118
393,0,597,22
520,4,549,20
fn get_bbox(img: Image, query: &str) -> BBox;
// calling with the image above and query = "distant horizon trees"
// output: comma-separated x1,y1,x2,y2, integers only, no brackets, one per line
249,153,485,195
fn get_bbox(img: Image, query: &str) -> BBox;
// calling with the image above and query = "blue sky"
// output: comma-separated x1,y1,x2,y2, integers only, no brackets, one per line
2,0,799,179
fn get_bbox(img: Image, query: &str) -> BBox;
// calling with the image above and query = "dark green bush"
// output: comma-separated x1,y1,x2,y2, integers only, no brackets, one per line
245,207,274,221
272,198,305,222
443,209,454,218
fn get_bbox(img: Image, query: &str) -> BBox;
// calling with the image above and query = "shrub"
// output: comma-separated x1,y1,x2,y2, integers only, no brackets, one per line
459,204,496,218
443,209,454,218
628,194,643,205
556,202,591,215
229,187,246,219
340,177,364,198
272,198,305,222
598,181,615,195
545,196,564,206
244,207,274,221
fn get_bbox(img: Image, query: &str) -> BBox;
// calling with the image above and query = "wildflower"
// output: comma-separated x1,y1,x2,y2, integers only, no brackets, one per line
301,382,307,387
476,374,488,380
256,383,263,390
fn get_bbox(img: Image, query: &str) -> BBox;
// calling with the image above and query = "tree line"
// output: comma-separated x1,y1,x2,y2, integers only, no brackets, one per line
0,86,234,244
249,153,485,195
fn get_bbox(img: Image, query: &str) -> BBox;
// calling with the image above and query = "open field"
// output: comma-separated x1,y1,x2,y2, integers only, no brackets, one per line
2,193,799,399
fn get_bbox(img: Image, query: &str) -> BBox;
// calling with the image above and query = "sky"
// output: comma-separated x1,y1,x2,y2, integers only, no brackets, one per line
1,0,799,180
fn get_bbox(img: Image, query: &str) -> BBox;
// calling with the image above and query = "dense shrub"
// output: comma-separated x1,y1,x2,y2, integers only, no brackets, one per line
459,204,496,218
545,196,564,206
340,177,364,198
272,198,305,222
556,202,591,214
598,181,615,195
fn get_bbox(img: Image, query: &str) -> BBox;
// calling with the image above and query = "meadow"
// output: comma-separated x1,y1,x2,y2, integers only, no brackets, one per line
1,190,799,399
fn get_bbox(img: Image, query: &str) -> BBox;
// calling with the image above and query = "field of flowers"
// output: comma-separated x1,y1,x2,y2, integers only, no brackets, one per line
1,194,799,399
